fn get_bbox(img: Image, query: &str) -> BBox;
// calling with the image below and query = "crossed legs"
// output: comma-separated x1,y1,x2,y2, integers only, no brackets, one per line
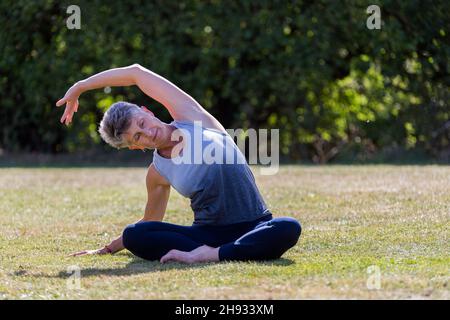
122,216,301,263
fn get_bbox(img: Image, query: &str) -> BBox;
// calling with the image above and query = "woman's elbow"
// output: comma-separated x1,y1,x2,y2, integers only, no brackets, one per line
130,63,142,69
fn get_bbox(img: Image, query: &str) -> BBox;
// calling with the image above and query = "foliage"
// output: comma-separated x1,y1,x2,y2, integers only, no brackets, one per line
0,0,448,162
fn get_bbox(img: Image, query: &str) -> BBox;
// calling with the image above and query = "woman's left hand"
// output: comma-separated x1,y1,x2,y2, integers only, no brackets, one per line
56,82,83,125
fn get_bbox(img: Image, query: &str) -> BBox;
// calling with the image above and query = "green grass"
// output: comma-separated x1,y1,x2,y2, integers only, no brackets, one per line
0,165,449,299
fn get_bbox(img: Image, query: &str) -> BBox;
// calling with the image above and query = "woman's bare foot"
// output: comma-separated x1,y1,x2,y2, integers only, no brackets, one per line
160,245,220,264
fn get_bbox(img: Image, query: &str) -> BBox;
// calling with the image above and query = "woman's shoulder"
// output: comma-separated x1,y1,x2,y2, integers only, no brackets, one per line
173,119,229,136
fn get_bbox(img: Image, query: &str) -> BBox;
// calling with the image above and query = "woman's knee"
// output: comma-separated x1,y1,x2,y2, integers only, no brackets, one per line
273,217,302,247
122,223,147,250
122,221,163,250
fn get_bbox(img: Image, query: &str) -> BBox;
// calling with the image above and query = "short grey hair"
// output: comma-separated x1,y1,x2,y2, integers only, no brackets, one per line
98,101,141,149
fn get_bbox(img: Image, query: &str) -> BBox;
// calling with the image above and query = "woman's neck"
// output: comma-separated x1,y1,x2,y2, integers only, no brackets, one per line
157,125,184,159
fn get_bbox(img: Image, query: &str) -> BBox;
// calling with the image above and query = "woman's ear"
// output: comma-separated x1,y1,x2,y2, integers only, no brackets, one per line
141,106,155,117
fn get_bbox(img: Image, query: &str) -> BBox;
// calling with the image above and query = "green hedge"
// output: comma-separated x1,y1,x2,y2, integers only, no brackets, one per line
1,0,448,162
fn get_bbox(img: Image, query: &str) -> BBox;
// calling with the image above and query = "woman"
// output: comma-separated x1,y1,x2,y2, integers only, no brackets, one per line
56,64,301,263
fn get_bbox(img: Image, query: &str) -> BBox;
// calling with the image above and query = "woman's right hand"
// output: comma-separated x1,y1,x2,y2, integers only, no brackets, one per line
69,246,111,257
56,82,83,125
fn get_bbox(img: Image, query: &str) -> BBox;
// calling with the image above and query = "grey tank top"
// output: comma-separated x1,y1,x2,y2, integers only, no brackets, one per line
152,120,270,225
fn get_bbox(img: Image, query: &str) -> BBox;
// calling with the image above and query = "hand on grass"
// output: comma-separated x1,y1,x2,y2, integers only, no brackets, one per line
69,246,110,257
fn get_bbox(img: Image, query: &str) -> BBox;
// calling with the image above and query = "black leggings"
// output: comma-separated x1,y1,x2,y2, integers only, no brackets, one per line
122,214,301,261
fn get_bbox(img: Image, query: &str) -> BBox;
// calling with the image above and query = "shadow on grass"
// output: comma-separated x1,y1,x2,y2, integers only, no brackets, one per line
23,254,295,279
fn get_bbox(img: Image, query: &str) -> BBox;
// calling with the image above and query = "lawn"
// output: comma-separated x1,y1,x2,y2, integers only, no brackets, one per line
0,165,448,299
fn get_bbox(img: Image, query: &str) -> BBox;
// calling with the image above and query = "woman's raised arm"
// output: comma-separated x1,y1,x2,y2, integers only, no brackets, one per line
56,64,225,133
56,64,141,125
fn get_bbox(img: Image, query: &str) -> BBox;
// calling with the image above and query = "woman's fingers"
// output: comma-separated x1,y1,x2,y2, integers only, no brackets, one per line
66,109,73,125
69,249,101,257
57,88,79,124
69,251,88,257
60,107,68,123
60,101,75,125
60,106,70,124
60,100,69,123
56,98,66,107
67,101,78,124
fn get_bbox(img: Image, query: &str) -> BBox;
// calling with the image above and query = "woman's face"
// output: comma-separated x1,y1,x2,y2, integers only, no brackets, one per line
123,107,168,150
